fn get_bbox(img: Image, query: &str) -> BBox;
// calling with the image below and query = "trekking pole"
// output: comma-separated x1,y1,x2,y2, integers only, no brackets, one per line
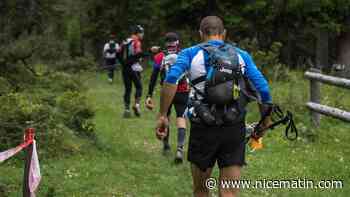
23,121,35,197
246,105,298,151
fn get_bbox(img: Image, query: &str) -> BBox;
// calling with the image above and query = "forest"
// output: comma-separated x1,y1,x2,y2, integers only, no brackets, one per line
0,0,350,196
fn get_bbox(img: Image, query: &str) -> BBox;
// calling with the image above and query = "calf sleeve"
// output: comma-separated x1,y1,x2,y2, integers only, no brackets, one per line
177,128,186,148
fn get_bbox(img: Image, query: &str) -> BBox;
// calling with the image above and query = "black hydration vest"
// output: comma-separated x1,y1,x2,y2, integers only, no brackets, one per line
190,43,260,126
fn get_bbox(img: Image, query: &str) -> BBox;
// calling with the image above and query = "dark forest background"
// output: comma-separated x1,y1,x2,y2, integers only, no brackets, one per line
1,0,350,66
1,0,350,157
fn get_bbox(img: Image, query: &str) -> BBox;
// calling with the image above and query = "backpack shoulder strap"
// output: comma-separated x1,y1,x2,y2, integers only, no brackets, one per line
225,43,239,64
189,43,212,86
124,40,133,50
198,43,218,54
122,39,133,56
191,42,222,85
191,75,206,86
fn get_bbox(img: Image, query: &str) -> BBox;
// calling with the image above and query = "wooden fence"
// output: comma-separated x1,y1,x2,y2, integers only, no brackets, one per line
305,68,350,126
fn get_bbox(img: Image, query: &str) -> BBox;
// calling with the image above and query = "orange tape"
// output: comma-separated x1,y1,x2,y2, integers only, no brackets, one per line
250,137,263,151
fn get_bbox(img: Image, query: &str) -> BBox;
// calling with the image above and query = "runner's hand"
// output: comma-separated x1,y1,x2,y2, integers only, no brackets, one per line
254,116,273,139
261,115,273,130
145,97,155,110
156,115,169,140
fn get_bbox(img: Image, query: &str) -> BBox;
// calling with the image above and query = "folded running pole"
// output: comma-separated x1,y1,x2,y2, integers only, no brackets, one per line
245,104,298,151
0,127,41,197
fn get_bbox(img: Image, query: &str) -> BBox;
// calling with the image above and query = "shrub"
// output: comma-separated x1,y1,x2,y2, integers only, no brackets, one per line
0,183,7,197
53,55,97,73
56,91,95,138
0,77,12,95
0,93,52,151
0,29,96,159
39,71,83,92
0,76,96,158
238,38,289,81
35,33,70,64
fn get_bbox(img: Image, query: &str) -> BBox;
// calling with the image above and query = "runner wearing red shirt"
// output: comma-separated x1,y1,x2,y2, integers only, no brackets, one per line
119,25,145,118
146,32,189,163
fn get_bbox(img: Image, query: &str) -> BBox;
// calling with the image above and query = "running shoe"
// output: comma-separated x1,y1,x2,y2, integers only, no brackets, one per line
123,109,131,118
174,147,184,164
162,142,171,156
132,104,141,117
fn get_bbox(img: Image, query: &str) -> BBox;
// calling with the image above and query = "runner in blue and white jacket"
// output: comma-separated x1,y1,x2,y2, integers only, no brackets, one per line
156,16,273,197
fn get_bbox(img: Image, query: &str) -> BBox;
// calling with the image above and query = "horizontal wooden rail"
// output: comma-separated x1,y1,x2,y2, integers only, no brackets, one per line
306,102,350,122
305,71,350,89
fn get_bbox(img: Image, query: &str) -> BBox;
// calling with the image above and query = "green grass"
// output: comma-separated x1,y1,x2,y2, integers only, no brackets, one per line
0,69,349,196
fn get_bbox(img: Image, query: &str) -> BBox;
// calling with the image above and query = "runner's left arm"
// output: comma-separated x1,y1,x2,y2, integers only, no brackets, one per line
238,49,273,130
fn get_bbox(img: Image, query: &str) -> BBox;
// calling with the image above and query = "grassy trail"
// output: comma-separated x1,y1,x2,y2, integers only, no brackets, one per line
1,70,349,196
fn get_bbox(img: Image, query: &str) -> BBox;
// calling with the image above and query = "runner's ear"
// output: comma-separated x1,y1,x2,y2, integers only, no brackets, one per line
199,30,204,40
223,29,227,40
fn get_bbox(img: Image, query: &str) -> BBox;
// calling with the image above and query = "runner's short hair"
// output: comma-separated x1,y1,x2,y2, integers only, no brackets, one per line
164,32,180,42
200,16,225,36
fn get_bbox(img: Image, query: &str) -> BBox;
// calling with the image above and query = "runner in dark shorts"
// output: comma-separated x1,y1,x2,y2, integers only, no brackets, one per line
188,122,246,171
146,32,189,163
156,16,273,197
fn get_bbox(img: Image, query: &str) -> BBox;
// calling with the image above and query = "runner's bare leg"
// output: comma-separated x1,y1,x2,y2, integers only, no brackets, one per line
191,164,213,197
219,166,241,197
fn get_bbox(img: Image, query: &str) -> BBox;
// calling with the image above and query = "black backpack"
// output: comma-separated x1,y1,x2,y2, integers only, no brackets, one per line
190,43,259,126
119,39,134,66
193,43,242,105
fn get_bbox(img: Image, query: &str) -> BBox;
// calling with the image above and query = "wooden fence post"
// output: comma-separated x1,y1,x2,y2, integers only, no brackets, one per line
309,26,329,127
309,68,321,127
23,127,35,197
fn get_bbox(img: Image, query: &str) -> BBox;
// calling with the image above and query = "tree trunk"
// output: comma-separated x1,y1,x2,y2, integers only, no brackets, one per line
206,0,217,15
27,0,37,34
336,16,350,77
337,33,350,65
316,27,329,69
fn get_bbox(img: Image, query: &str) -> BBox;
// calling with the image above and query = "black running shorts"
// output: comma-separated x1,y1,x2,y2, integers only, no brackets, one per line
105,58,117,66
188,121,246,171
